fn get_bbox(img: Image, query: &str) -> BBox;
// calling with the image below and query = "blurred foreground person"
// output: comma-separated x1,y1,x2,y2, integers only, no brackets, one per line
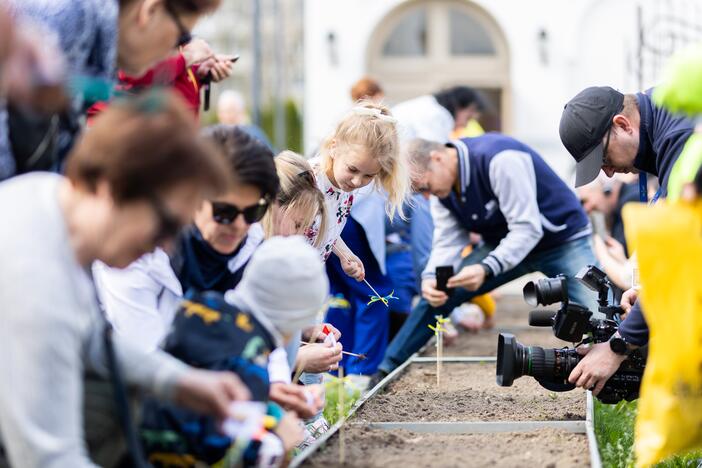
0,92,251,468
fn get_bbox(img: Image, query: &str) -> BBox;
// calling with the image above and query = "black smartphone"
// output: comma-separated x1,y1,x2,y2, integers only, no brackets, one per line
435,265,454,295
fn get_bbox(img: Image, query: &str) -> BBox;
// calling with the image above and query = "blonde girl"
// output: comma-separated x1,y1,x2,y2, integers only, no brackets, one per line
259,151,327,245
308,100,411,281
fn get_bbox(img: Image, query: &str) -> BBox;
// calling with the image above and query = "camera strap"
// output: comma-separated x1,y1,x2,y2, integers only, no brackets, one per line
90,278,150,468
102,324,150,468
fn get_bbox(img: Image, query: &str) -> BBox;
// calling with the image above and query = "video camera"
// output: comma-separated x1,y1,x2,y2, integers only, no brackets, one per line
496,265,646,404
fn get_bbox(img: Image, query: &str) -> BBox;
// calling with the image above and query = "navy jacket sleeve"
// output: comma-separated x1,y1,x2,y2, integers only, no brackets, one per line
617,300,649,346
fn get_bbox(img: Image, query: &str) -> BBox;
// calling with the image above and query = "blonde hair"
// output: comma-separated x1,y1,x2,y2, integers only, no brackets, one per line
261,151,327,247
320,100,410,219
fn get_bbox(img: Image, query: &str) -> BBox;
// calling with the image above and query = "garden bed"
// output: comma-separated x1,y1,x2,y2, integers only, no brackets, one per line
302,425,589,468
297,291,591,467
356,362,585,423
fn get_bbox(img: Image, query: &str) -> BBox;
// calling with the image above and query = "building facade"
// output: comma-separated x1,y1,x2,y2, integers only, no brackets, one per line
303,0,702,178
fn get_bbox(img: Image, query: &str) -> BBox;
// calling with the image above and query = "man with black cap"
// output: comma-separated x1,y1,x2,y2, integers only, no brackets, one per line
560,86,693,196
559,86,694,396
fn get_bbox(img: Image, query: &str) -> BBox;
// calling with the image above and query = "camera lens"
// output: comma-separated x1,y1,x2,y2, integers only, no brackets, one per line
496,333,580,386
523,277,568,306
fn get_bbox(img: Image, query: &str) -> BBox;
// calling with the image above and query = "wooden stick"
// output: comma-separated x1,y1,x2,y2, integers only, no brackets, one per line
437,320,443,389
338,366,346,465
299,341,367,360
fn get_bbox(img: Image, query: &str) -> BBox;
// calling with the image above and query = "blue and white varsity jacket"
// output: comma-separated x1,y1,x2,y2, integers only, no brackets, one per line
423,134,590,279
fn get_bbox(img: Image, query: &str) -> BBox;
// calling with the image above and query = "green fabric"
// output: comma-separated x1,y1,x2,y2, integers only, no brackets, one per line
654,45,702,115
667,133,702,202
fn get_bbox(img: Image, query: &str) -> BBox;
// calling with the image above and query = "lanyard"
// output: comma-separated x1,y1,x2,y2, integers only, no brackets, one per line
186,67,199,94
639,173,648,202
640,172,663,205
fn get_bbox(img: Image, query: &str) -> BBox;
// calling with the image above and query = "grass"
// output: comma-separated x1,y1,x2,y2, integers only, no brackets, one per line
594,399,702,467
323,376,362,425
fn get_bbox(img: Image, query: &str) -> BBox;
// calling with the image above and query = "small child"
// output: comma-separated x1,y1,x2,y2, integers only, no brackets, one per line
307,101,411,280
257,151,327,244
139,236,329,467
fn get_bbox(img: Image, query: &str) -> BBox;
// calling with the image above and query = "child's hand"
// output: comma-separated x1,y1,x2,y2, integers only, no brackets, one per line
341,252,365,281
269,383,317,419
303,323,342,342
303,384,326,413
296,342,343,373
274,412,305,451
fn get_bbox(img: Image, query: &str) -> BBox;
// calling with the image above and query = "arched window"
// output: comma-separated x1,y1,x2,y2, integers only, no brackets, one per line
368,1,511,132
382,8,428,56
449,8,496,55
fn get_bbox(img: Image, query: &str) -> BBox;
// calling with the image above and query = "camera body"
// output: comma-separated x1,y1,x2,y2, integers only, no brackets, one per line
496,265,646,404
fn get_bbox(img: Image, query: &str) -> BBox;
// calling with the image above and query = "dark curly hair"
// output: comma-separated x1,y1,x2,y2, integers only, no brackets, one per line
200,125,279,201
434,86,485,119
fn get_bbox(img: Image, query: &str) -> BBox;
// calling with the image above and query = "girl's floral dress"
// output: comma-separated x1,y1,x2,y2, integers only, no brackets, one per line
306,157,354,261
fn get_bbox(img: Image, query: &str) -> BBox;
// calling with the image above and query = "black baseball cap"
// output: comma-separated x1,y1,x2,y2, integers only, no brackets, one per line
559,86,624,187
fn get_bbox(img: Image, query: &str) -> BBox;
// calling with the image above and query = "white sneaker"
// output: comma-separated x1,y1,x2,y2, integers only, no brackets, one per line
451,303,484,332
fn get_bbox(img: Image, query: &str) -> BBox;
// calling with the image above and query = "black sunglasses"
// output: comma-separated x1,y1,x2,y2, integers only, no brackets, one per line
149,195,183,244
211,199,270,225
164,2,192,48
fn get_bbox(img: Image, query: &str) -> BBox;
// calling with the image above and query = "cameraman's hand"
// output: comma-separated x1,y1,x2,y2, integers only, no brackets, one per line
568,343,627,396
620,288,639,319
447,264,486,292
422,278,448,307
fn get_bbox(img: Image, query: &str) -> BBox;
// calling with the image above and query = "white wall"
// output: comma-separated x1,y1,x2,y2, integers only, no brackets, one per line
303,0,404,154
303,0,645,181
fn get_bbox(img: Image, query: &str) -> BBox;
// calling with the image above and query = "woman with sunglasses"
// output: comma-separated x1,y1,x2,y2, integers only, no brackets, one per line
171,125,279,293
93,125,279,352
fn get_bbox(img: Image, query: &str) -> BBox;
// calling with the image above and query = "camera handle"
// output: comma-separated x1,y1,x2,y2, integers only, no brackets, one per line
599,305,623,321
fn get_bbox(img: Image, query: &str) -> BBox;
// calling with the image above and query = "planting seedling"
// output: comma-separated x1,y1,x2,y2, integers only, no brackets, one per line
428,315,451,388
336,249,397,308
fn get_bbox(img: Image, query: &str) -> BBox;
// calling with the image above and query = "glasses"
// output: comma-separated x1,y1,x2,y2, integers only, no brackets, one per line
602,124,614,166
164,2,192,48
149,195,184,244
211,199,270,225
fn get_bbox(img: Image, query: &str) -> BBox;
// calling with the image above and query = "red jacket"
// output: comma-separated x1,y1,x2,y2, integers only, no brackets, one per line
88,54,202,122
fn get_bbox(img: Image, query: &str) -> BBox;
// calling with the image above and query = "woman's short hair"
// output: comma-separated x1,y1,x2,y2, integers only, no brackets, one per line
434,86,484,118
200,125,279,201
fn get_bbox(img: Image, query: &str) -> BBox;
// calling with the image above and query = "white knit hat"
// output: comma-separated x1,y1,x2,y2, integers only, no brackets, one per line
226,236,328,336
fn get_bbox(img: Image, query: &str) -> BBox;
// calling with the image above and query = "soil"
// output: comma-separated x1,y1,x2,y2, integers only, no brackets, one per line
355,362,585,422
302,293,589,467
302,426,589,468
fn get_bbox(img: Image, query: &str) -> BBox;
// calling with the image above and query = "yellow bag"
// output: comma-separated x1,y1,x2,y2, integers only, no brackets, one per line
622,200,702,466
